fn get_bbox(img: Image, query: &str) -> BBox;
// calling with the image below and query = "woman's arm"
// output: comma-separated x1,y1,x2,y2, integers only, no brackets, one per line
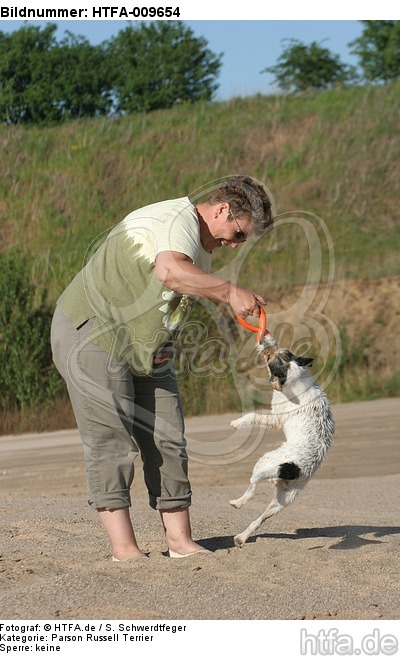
155,251,266,318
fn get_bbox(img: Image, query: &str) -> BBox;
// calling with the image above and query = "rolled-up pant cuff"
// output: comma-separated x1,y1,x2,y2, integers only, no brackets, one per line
88,490,131,510
149,493,192,511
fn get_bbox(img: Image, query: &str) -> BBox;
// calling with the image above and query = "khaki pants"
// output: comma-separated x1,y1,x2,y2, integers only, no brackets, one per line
50,305,191,510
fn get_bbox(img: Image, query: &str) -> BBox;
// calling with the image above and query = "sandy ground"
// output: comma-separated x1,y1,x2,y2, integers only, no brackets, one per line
0,397,399,621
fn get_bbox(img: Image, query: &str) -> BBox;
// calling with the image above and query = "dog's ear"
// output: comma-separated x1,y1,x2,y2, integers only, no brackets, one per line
294,356,314,368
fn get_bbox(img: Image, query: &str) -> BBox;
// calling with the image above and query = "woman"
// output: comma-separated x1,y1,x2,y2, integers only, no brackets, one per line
51,175,274,561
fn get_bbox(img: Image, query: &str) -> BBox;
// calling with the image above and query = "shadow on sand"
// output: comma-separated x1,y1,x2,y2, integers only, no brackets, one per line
199,525,400,552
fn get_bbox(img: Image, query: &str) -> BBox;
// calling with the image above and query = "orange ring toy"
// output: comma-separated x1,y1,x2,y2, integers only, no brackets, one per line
236,307,268,342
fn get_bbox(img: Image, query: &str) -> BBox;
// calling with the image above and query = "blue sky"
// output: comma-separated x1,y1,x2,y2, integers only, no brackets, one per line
1,20,364,100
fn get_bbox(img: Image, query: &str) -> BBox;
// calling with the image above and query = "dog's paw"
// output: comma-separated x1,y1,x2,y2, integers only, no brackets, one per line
229,498,240,508
233,534,245,548
231,414,254,429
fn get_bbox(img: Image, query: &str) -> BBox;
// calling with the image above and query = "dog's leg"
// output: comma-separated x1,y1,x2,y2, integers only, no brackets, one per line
233,495,284,547
231,413,282,430
233,482,303,547
229,455,281,509
230,482,256,509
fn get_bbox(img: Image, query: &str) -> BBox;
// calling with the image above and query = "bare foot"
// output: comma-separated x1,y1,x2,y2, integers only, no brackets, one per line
167,539,208,557
159,508,210,556
112,547,148,562
98,508,146,562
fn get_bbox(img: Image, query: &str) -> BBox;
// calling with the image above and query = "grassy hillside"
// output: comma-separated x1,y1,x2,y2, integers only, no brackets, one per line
1,83,399,432
1,83,399,296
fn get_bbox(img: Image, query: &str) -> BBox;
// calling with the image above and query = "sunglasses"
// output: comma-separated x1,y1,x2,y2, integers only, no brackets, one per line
229,210,247,242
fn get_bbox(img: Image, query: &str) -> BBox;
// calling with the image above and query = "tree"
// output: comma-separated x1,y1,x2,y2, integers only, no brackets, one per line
0,24,59,124
264,39,357,93
0,24,113,124
52,32,113,119
0,21,222,124
107,21,222,113
349,21,400,83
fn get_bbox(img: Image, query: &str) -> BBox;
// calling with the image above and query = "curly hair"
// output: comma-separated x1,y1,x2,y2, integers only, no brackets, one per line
206,175,274,235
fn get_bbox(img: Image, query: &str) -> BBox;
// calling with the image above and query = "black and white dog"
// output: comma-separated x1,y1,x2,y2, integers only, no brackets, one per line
230,334,335,547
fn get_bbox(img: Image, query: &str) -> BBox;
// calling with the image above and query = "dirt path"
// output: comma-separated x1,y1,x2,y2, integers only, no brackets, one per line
1,398,399,620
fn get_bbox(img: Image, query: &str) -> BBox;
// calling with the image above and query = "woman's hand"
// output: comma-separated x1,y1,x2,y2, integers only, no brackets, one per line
228,285,266,319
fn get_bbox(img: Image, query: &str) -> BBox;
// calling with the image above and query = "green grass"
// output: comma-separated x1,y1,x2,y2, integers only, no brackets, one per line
1,83,399,298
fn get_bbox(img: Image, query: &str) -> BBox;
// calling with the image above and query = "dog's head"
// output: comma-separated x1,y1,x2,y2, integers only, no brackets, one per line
256,334,314,391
